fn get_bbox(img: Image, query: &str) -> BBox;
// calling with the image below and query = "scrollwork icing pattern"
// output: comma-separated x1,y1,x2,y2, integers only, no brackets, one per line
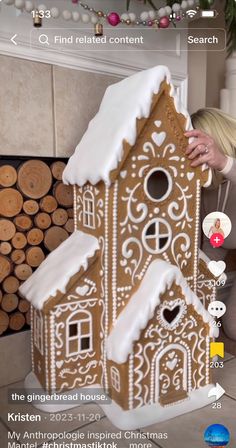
118,118,195,284
120,237,143,285
168,183,193,229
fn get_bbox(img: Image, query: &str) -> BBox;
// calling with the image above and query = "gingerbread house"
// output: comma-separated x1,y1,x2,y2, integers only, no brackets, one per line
20,65,219,429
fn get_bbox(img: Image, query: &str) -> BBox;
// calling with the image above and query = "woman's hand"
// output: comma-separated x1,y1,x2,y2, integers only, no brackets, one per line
185,129,228,170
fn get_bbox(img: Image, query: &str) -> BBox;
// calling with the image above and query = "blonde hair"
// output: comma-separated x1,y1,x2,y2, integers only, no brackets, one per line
191,108,236,186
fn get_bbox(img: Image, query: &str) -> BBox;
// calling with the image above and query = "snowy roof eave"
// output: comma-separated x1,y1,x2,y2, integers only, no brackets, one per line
62,65,212,188
19,231,99,310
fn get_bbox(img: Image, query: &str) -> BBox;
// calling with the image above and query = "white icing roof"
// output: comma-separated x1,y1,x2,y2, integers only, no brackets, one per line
107,259,219,364
63,65,211,187
19,231,99,310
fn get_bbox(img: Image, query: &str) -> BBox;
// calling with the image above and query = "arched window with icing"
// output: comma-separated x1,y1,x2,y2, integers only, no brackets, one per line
83,190,95,229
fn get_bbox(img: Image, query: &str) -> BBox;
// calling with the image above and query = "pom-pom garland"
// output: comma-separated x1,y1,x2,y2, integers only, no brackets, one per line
3,0,201,29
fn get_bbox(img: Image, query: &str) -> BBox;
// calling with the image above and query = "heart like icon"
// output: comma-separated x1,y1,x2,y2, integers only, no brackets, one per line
208,260,226,277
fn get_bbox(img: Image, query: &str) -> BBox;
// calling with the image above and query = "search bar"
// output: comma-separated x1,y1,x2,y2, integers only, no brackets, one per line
30,28,226,52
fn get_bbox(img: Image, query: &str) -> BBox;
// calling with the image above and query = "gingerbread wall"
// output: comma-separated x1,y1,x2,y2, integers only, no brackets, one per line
33,257,104,394
114,84,209,318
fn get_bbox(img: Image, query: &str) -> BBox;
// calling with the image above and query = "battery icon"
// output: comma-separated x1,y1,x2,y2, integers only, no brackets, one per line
201,10,218,18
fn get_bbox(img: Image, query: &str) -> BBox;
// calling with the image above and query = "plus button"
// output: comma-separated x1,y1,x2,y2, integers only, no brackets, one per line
210,232,224,248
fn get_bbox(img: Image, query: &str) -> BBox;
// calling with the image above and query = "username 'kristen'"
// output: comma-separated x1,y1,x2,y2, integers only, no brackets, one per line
8,413,41,422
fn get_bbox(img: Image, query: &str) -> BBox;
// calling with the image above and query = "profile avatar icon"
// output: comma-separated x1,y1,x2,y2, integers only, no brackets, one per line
204,424,230,447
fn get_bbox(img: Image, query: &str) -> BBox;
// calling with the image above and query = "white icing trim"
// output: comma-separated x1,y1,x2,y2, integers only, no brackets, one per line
142,218,172,255
45,315,49,393
103,185,109,392
193,179,201,293
144,167,173,203
31,306,35,374
128,354,134,410
112,181,118,323
50,313,56,392
73,186,77,231
107,259,219,364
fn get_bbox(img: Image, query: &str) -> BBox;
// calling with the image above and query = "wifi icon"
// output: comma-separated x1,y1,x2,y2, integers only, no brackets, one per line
186,9,197,18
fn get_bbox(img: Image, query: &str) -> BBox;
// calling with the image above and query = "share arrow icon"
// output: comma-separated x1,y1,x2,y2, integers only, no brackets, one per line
208,383,225,401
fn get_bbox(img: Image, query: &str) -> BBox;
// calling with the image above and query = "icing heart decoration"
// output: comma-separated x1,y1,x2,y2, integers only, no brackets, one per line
154,120,162,128
76,285,89,296
187,172,195,181
152,131,166,147
208,260,226,277
163,305,181,325
166,358,178,371
168,351,175,360
56,360,64,369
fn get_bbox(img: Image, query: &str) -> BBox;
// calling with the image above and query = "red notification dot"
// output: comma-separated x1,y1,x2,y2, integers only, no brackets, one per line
210,232,224,248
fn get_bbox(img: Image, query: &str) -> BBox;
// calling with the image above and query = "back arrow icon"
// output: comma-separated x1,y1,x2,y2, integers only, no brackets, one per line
11,34,18,46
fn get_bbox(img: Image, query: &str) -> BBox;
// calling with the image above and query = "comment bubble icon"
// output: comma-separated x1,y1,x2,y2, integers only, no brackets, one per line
208,300,226,318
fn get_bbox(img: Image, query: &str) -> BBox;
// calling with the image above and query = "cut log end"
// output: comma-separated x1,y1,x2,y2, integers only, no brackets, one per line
14,263,33,281
34,212,51,230
0,242,12,256
18,298,30,313
2,276,20,294
14,214,33,231
17,160,52,199
0,219,16,241
11,249,25,265
50,161,66,181
26,247,45,267
40,195,58,213
9,312,25,331
0,310,10,335
1,293,19,313
54,182,73,207
0,165,17,187
44,226,69,252
0,188,23,218
0,255,12,282
23,200,39,216
52,208,68,226
11,232,27,249
27,228,44,246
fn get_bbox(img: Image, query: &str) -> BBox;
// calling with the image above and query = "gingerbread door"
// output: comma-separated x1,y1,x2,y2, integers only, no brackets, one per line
155,345,188,406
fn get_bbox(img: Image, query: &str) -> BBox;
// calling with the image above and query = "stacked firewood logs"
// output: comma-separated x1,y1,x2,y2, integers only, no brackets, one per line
0,159,73,336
